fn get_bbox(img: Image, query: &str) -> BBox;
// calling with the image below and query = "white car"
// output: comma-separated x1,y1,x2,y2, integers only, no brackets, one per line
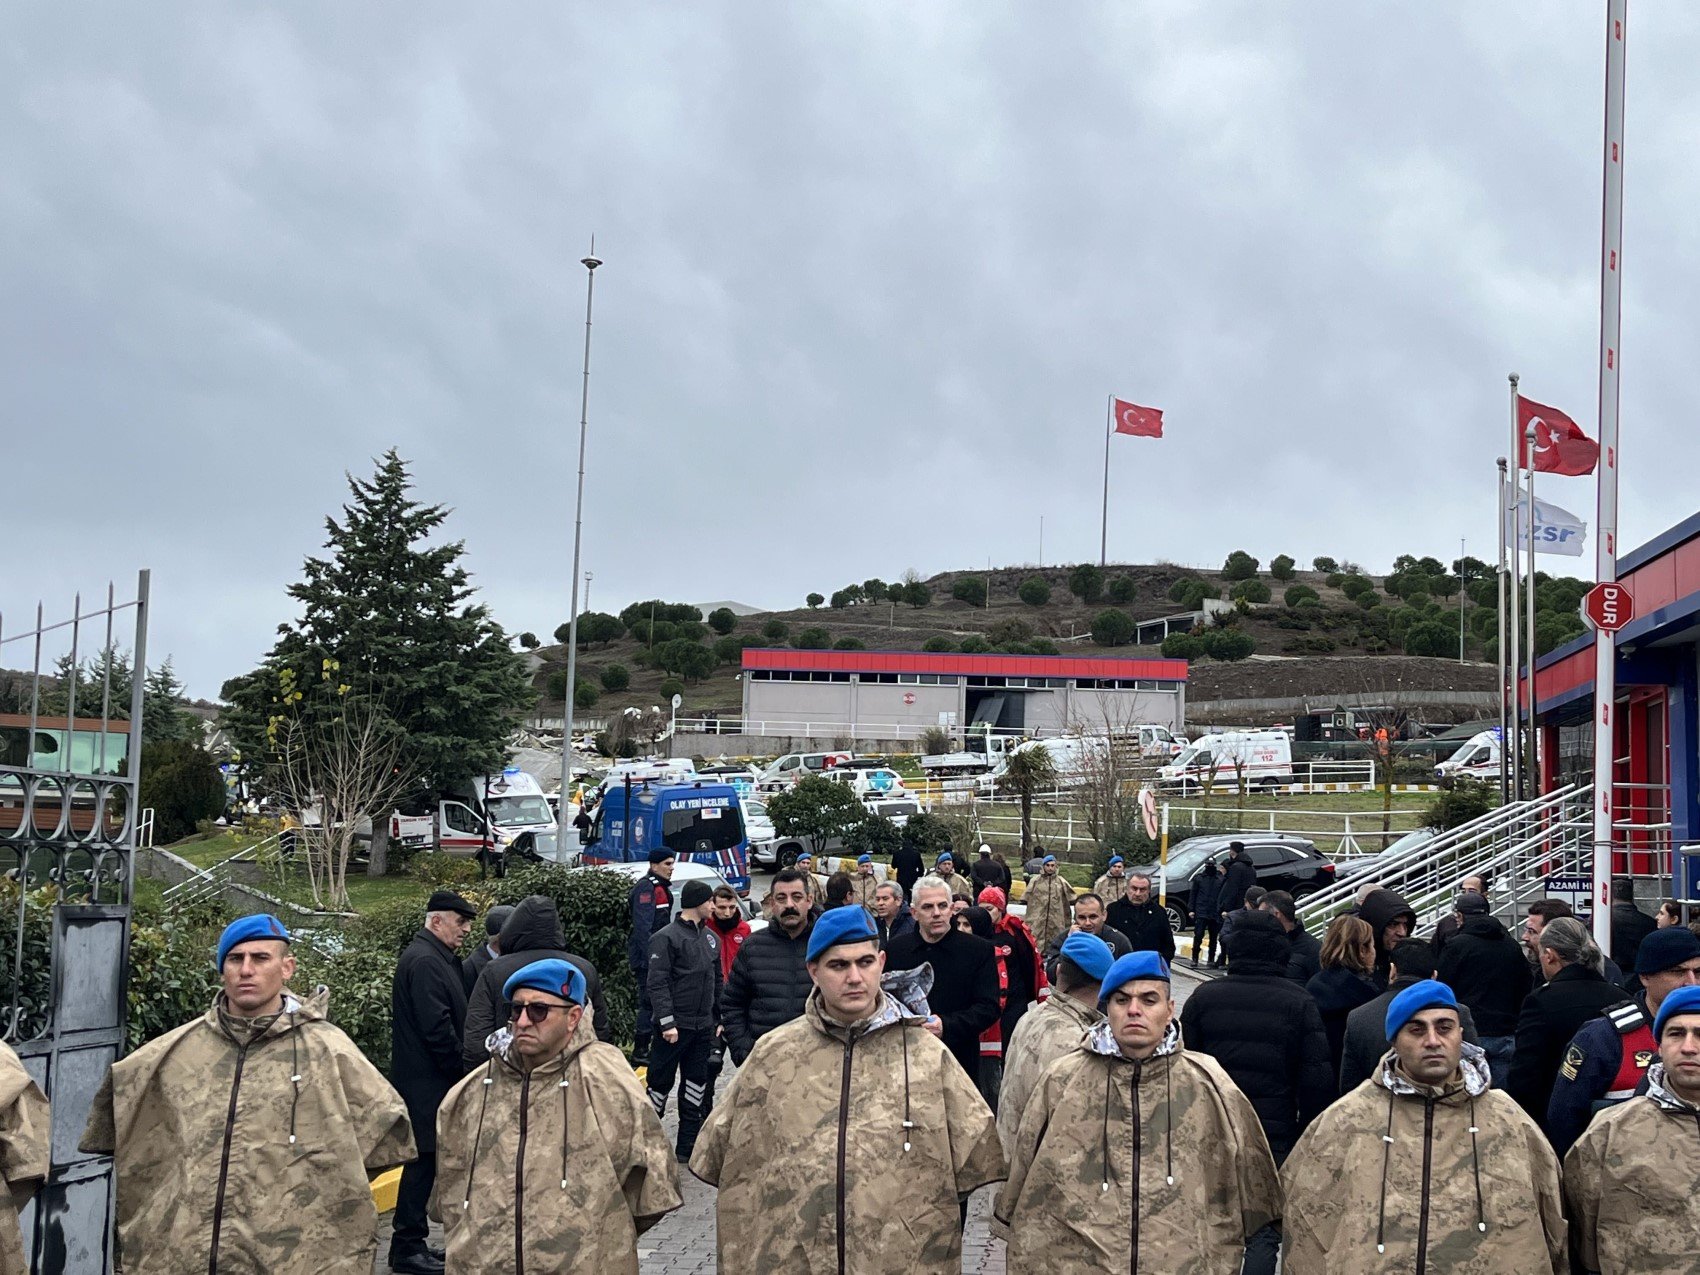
743,799,781,868
580,860,765,931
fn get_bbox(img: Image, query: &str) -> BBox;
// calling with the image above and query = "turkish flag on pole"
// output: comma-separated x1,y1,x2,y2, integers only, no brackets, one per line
1517,395,1599,475
1112,398,1164,438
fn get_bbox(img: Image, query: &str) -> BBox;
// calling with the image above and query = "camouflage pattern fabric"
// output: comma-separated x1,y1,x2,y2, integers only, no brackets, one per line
1019,875,1073,951
0,1040,49,1275
1281,1044,1565,1274
433,1030,681,1274
1562,1062,1700,1275
848,874,881,908
943,873,974,901
994,991,1101,1154
995,1020,1279,1274
690,989,1006,1273
79,988,415,1275
1092,872,1127,902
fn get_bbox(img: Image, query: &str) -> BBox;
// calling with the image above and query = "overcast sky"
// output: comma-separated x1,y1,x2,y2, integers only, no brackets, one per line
7,3,1699,697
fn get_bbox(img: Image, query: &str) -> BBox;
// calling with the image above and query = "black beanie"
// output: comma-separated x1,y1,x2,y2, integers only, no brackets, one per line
680,880,714,910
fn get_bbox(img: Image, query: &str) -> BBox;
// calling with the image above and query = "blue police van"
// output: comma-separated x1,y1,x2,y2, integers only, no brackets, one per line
579,778,751,894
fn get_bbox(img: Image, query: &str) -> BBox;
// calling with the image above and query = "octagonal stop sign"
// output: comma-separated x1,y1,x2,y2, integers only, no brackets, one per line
1582,581,1635,633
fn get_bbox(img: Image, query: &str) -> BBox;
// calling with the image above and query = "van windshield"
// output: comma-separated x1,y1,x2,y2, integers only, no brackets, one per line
662,805,745,856
486,795,553,826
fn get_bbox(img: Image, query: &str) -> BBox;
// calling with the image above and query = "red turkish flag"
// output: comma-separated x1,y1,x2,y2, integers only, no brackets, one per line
1517,395,1598,475
1112,398,1164,438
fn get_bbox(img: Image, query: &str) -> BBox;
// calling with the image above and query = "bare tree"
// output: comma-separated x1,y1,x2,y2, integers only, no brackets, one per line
1070,704,1146,853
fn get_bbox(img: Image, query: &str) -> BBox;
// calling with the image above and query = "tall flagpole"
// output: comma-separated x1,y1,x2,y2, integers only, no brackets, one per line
1496,458,1511,806
1525,420,1542,794
1591,0,1629,952
1100,395,1113,567
1508,373,1525,802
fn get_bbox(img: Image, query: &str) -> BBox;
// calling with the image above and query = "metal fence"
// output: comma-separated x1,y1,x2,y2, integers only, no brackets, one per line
0,572,149,1272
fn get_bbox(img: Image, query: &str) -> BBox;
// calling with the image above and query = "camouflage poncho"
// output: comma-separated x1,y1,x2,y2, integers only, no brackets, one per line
1562,1062,1700,1275
433,1029,680,1274
994,991,1101,1154
1019,875,1074,951
1281,1044,1565,1274
0,1041,49,1275
995,1020,1280,1274
690,989,1005,1273
79,988,415,1275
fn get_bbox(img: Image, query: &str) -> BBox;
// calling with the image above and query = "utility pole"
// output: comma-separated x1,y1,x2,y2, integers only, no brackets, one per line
557,241,602,851
584,571,593,615
1458,536,1467,663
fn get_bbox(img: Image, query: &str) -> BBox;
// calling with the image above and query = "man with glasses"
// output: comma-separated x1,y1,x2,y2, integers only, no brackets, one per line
437,960,681,1269
1106,873,1176,965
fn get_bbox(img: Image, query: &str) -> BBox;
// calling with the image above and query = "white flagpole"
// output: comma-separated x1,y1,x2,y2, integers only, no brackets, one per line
1508,373,1525,801
1496,458,1511,806
1101,395,1113,567
1591,0,1629,952
1526,419,1541,795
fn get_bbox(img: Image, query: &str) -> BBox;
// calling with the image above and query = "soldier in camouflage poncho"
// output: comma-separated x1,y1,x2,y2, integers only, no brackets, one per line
1562,985,1700,1275
1281,980,1565,1275
434,959,680,1274
994,930,1109,1154
0,1039,49,1275
80,914,416,1275
995,951,1280,1274
691,906,1005,1274
1018,856,1074,952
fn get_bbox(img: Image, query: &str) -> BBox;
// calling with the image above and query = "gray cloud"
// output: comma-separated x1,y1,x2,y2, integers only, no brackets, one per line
5,3,1697,696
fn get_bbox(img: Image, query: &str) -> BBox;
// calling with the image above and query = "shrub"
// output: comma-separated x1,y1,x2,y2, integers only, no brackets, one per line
575,681,600,708
1090,609,1136,646
1067,564,1105,604
833,637,865,650
987,619,1034,646
1424,779,1497,831
1202,628,1256,661
1312,556,1339,574
1356,592,1381,612
1269,555,1295,581
957,636,991,653
806,592,824,609
843,815,903,862
1221,550,1259,580
900,811,954,861
1161,632,1204,659
1167,576,1201,603
918,726,953,756
1340,575,1373,600
1017,577,1051,607
1175,580,1219,611
1028,638,1059,655
1325,573,1347,590
658,677,684,700
599,663,630,691
517,632,540,650
707,607,737,635
1284,584,1320,607
1107,576,1137,604
1231,579,1271,604
1402,620,1455,657
761,619,789,642
951,577,988,607
922,636,955,653
712,636,745,665
793,627,833,650
139,740,229,846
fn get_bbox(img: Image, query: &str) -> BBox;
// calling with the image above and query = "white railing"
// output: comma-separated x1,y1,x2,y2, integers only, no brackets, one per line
671,717,1095,744
162,831,286,907
1158,803,1426,857
136,808,155,850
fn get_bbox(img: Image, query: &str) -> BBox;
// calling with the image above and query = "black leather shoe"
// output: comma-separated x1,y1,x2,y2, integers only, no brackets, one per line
390,1251,445,1275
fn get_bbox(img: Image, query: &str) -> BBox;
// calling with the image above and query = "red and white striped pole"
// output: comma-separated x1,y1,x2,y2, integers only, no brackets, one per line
1590,0,1628,953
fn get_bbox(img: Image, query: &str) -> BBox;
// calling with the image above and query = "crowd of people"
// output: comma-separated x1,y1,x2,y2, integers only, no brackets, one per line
1,841,1692,1272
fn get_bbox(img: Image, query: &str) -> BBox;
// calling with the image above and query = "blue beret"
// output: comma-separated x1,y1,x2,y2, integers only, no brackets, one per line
857,854,872,864
806,907,879,962
1108,856,1124,867
1042,854,1056,865
1059,932,1114,982
216,914,291,969
1097,951,1170,1007
503,958,588,1006
1654,984,1700,1041
796,851,813,862
1384,979,1458,1040
1635,926,1700,976
936,852,953,865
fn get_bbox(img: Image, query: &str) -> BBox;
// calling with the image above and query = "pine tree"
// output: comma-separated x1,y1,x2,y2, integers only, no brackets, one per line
223,451,533,875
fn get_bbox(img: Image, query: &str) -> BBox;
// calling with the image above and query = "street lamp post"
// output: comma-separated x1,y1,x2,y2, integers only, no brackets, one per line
558,243,602,849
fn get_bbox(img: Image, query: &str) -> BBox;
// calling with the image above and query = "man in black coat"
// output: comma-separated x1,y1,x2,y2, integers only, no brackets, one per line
1356,887,1418,988
460,903,512,996
1104,873,1176,964
722,869,817,1064
1218,842,1258,914
1506,917,1631,1126
884,874,1000,1081
1180,909,1332,1275
970,845,1005,894
1608,876,1657,972
462,894,610,1071
1339,939,1479,1094
628,848,675,1066
1260,890,1321,984
389,889,476,1274
646,879,723,1160
891,839,925,900
1434,891,1530,1087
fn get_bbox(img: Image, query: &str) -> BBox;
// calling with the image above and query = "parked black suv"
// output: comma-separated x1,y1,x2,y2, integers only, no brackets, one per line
1127,833,1336,933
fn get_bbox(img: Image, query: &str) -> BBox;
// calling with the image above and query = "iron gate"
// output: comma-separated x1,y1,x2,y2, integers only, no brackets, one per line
0,572,148,1272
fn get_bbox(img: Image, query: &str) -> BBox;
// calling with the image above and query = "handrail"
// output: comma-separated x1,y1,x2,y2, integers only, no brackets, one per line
162,831,285,906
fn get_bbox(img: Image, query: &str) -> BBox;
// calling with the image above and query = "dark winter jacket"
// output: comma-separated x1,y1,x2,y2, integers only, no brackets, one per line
1181,913,1333,1158
1218,854,1258,913
1305,964,1382,1085
1104,897,1176,963
884,926,1000,1081
647,916,722,1035
721,917,815,1065
1338,978,1480,1095
391,927,468,1153
1190,866,1224,924
1429,911,1462,956
461,940,498,998
891,846,925,896
461,896,610,1070
1041,924,1132,983
875,906,916,948
1507,961,1632,1124
1609,901,1657,972
1283,921,1322,985
1356,888,1418,987
627,870,673,974
1435,912,1533,1036
970,856,1008,895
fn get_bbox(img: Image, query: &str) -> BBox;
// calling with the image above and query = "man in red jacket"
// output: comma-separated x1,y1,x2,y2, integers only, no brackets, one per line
703,884,751,1104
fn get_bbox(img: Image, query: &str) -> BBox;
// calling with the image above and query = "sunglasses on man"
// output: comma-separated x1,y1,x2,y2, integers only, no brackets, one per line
506,1001,573,1025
